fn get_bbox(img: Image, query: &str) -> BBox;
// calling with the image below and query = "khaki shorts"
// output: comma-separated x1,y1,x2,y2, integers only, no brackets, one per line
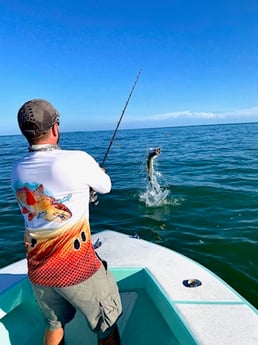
32,264,122,339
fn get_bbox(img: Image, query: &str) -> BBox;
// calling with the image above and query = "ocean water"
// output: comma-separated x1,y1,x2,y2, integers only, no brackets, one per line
0,123,257,309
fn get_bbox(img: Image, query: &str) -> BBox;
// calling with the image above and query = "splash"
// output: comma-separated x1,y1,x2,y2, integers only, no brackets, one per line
139,148,184,207
140,148,169,206
139,183,184,207
139,186,170,207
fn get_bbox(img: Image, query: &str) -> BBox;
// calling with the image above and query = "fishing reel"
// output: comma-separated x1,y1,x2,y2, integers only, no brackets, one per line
90,189,99,206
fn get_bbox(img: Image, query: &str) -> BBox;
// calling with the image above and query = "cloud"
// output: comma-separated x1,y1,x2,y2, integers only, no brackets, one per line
125,106,258,128
219,106,258,118
148,110,222,121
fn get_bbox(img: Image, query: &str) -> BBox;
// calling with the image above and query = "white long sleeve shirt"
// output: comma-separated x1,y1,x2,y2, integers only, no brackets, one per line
11,148,111,286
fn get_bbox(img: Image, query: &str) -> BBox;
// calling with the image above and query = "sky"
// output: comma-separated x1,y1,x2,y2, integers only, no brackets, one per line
1,0,258,135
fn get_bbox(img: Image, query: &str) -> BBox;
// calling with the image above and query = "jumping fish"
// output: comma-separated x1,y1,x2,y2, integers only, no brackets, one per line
147,147,161,186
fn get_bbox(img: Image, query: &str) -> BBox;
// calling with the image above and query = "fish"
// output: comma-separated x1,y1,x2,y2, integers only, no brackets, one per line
147,147,161,186
16,184,72,223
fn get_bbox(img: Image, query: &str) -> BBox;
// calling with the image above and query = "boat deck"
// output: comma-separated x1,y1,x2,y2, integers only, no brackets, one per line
95,231,258,345
0,230,257,345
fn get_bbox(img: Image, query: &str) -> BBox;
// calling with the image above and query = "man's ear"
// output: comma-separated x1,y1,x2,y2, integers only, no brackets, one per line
52,123,59,137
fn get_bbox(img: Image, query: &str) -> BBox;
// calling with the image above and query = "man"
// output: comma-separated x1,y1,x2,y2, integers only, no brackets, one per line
11,99,122,345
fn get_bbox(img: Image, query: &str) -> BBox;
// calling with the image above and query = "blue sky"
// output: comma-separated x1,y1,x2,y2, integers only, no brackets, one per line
1,0,258,135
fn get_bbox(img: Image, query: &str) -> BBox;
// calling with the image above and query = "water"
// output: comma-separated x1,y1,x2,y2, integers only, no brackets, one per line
0,123,257,309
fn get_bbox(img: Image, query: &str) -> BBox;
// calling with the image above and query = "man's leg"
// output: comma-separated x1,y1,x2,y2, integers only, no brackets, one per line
44,328,64,345
32,284,76,345
98,325,121,345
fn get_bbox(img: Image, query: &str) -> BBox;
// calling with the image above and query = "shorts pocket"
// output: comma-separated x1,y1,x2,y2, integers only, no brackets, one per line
98,293,122,332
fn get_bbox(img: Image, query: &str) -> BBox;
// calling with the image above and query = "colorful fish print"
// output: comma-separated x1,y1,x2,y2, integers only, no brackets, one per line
16,184,72,222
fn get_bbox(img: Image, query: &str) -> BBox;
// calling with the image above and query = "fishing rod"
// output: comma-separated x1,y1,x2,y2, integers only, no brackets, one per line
101,69,142,166
90,69,142,205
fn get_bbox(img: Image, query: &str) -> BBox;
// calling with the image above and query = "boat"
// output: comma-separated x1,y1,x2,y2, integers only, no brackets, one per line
0,230,257,344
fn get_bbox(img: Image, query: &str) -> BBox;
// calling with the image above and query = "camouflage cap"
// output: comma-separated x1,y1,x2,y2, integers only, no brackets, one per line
17,99,60,138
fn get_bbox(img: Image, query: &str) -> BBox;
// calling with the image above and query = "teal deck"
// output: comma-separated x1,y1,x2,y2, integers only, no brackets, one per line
0,268,198,345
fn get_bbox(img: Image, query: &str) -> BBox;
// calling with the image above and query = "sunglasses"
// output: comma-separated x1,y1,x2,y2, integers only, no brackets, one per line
52,113,60,126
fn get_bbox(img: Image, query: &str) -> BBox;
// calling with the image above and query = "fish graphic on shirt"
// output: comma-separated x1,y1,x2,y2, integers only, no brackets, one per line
16,184,72,222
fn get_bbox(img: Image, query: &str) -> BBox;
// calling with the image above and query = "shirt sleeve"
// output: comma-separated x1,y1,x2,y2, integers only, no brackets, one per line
74,151,111,194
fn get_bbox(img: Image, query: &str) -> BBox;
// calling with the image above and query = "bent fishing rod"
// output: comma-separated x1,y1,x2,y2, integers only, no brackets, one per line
101,69,142,166
90,69,142,205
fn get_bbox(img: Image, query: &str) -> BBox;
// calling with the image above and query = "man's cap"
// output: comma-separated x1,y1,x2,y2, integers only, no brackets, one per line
17,99,60,138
